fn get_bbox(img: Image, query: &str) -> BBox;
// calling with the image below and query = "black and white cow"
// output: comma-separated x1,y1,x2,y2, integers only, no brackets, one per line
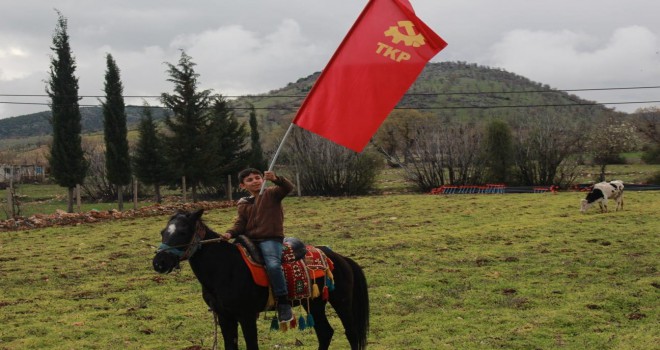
580,180,624,213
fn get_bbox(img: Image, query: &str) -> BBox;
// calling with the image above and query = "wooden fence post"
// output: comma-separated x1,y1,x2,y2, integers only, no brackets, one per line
76,184,81,212
133,177,138,210
296,173,301,197
118,185,124,212
7,184,14,218
182,176,187,203
227,175,233,201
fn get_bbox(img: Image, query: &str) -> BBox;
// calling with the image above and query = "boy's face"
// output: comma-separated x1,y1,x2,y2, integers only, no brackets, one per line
240,173,263,194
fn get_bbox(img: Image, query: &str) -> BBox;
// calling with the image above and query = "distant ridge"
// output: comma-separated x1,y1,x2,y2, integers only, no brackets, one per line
0,61,614,140
0,106,170,139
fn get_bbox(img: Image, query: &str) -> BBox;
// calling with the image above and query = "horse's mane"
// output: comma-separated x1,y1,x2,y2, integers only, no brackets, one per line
197,219,220,240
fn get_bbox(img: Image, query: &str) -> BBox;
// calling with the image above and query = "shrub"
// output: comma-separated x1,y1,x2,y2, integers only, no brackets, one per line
646,171,660,184
286,129,383,196
641,145,660,164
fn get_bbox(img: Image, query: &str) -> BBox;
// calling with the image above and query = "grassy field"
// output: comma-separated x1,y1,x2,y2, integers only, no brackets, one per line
0,190,658,349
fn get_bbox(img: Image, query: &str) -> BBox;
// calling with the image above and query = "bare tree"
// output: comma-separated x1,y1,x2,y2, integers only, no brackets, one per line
381,116,485,192
441,120,485,185
373,109,428,165
286,128,382,196
80,144,115,202
554,157,583,189
633,107,660,144
510,111,583,185
632,107,660,164
399,123,446,191
587,113,641,181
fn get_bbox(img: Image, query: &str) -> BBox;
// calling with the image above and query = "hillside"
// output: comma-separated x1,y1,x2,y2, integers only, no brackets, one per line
0,61,613,147
0,106,170,139
232,61,613,125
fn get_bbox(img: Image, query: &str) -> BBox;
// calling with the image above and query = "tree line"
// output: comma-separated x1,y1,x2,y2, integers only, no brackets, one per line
371,106,659,192
47,12,267,212
45,12,660,212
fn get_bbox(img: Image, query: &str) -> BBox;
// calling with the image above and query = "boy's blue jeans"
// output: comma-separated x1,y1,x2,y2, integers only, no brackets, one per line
258,239,288,298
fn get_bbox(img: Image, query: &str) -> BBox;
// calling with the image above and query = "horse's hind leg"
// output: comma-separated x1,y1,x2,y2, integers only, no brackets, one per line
308,299,334,350
329,299,362,349
217,312,240,350
238,315,260,350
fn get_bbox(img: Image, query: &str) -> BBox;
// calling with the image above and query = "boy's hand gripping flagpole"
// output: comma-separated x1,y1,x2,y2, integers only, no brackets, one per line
260,0,447,194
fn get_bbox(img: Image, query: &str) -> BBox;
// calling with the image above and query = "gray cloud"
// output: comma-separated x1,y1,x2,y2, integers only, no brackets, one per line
489,26,660,86
1,0,659,119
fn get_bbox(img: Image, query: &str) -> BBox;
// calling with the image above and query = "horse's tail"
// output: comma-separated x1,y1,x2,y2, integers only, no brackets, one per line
346,255,369,349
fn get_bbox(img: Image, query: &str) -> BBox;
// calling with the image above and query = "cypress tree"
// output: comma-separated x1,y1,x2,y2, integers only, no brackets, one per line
203,97,248,192
161,51,213,202
132,105,169,203
248,105,267,171
46,11,88,213
102,53,131,211
484,119,513,183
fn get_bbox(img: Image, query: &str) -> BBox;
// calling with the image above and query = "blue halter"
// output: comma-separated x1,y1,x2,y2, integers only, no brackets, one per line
157,243,186,258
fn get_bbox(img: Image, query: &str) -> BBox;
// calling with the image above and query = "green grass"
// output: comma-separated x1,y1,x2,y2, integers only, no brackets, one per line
9,183,64,201
1,191,658,349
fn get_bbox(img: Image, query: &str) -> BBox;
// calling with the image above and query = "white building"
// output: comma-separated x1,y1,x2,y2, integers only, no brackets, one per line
0,164,46,184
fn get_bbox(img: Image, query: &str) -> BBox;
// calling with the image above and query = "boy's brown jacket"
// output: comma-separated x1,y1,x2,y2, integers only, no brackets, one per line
226,176,294,241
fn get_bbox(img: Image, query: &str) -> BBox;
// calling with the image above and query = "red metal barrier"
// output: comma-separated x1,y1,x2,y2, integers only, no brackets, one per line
430,184,506,195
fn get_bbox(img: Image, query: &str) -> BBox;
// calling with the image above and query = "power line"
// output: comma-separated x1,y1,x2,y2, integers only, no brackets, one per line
397,100,660,110
423,85,660,96
0,85,658,111
1,99,659,111
1,85,660,99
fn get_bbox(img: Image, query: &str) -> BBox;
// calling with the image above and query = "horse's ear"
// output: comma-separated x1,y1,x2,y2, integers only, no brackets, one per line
190,208,204,221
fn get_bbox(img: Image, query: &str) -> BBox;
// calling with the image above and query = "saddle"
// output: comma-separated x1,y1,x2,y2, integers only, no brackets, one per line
234,236,335,302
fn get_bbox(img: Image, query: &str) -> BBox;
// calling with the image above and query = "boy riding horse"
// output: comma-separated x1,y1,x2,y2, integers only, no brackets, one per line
221,168,295,322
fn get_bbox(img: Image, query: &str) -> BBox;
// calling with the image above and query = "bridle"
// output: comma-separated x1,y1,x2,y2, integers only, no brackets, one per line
157,220,213,261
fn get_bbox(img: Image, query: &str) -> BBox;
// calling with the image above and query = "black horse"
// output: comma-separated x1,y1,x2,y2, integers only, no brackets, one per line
152,209,369,350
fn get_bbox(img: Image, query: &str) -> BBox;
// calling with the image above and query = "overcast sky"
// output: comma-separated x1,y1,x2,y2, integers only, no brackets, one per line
1,0,659,120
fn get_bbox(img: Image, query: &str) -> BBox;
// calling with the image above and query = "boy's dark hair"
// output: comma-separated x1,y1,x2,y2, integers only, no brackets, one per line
238,168,263,184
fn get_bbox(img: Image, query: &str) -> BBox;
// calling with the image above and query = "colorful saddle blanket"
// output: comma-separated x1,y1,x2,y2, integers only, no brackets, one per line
237,242,334,301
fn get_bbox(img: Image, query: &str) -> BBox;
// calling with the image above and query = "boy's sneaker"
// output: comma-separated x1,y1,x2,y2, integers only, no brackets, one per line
277,303,293,322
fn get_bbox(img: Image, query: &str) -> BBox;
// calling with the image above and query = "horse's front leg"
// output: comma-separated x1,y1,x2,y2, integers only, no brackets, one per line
238,314,260,350
217,311,240,350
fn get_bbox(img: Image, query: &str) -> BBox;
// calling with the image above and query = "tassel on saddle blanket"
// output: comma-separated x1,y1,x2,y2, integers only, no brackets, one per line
235,237,336,332
235,239,335,301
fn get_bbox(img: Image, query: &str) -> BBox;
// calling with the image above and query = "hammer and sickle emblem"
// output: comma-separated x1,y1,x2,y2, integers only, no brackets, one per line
384,20,425,47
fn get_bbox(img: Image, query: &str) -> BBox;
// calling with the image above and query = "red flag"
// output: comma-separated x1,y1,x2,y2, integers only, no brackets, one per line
292,0,447,152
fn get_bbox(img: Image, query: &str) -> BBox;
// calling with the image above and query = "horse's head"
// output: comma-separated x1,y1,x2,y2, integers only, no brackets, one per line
152,208,205,274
